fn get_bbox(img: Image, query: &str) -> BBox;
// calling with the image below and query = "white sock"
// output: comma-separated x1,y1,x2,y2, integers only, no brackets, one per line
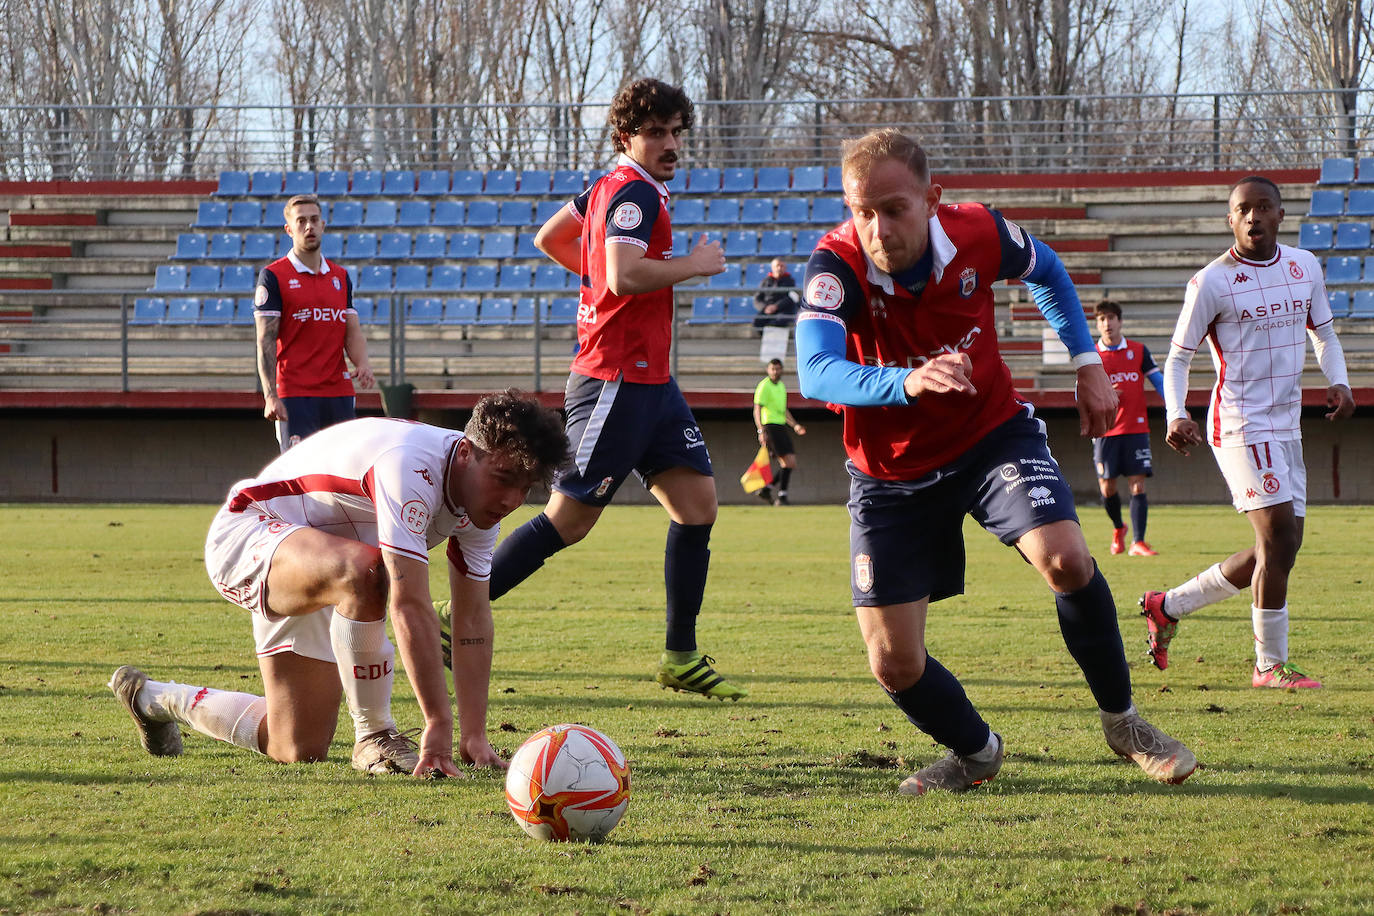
968,730,1001,762
141,679,266,754
1252,604,1289,669
1100,703,1138,725
1166,563,1242,617
329,614,396,742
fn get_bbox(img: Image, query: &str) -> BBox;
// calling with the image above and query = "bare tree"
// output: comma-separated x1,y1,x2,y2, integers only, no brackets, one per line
1269,0,1372,156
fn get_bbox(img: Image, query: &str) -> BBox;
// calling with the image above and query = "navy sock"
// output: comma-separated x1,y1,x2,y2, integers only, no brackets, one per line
1129,493,1148,542
1054,561,1132,713
885,655,991,756
1103,492,1124,529
488,513,566,601
777,467,792,493
664,521,711,652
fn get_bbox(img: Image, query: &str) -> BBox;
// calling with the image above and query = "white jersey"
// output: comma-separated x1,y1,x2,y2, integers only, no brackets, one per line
222,417,497,578
1171,244,1334,446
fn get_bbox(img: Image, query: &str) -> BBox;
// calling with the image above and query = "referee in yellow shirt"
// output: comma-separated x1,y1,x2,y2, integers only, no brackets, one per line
752,358,806,505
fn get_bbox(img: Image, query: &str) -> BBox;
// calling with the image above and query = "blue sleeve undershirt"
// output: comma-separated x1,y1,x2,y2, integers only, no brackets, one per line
1024,238,1093,358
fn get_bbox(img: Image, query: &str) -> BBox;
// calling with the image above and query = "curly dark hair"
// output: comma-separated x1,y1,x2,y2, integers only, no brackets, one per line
464,389,569,486
608,78,695,153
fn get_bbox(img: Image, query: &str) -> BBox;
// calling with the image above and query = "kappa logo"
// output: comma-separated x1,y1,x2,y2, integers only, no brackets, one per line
612,202,643,231
1288,260,1304,280
1233,272,1251,284
959,266,977,298
1246,487,1259,499
401,500,429,535
1262,472,1281,494
414,467,434,486
1028,485,1056,507
854,553,874,593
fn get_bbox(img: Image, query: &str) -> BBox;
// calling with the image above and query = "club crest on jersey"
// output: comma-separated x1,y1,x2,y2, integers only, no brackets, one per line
1004,219,1027,249
612,202,643,231
332,275,341,290
594,476,615,498
806,272,844,310
1262,472,1280,494
853,553,873,593
1287,261,1303,280
959,267,977,297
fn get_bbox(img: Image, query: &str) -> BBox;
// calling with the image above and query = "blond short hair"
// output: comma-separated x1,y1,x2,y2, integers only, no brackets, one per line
841,129,930,186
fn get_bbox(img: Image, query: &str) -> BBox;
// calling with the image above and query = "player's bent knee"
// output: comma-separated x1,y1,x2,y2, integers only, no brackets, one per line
869,648,926,692
335,542,387,617
1042,549,1096,593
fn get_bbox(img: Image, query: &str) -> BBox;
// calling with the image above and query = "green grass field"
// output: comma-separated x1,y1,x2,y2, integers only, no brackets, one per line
2,503,1372,915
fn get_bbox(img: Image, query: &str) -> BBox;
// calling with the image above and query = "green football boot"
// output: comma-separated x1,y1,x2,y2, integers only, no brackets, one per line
656,652,748,701
434,599,453,670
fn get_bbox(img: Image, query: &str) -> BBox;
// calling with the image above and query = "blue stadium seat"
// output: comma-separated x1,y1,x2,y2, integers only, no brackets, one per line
743,262,768,288
357,265,392,292
432,200,465,227
1358,157,1374,184
485,170,518,195
416,170,450,195
275,234,293,258
1318,157,1356,185
725,296,756,324
198,296,234,325
535,199,565,224
208,232,241,260
448,232,481,259
466,200,498,226
130,297,165,325
1346,188,1374,217
551,170,584,195
249,171,283,197
664,170,686,193
725,230,758,256
546,297,577,325
214,171,249,196
673,198,705,224
451,170,483,195
687,296,726,323
499,200,532,227
350,170,383,195
824,166,843,189
519,169,552,194
1352,289,1374,318
721,168,753,193
740,198,773,224
672,230,690,258
316,171,349,197
1308,189,1345,217
394,264,428,291
241,234,274,262
151,264,187,292
511,297,536,325
173,233,208,259
794,228,825,254
1328,290,1349,316
411,232,445,259
776,197,809,223
350,297,373,324
164,297,200,324
220,265,255,293
513,232,538,259
1364,256,1374,279
397,200,431,227
759,230,792,257
378,232,411,259
705,198,739,225
811,197,845,224
383,170,415,195
688,168,721,192
756,167,790,193
363,200,397,227
345,232,378,259
791,167,824,192
478,296,515,324
368,297,393,325
533,263,569,290
498,264,532,290
408,296,443,325
283,171,315,196
482,232,515,258
1299,222,1333,249
233,297,256,326
709,264,743,290
1325,255,1362,284
193,201,228,228
1334,222,1371,250
330,200,363,228
463,264,496,290
321,235,343,260
430,264,463,291
227,201,262,229
443,297,480,325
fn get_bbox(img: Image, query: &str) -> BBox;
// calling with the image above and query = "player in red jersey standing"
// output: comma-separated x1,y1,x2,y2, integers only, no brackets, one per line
255,193,375,451
473,78,747,701
796,129,1196,794
1091,300,1166,557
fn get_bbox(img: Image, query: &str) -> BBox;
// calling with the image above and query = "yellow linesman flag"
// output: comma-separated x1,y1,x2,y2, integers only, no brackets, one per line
739,445,774,494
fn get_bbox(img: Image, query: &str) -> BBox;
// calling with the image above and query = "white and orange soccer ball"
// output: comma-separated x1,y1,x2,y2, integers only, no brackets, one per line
504,724,631,842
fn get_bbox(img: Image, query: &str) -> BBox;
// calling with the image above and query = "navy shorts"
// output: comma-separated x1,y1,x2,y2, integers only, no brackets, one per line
848,409,1080,607
555,373,713,506
278,395,355,452
1092,432,1153,480
763,424,795,459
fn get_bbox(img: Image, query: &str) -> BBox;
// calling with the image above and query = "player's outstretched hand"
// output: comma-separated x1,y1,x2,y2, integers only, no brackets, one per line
414,753,463,779
1326,383,1355,421
414,723,462,778
1074,364,1118,438
1165,417,1203,456
459,735,508,770
688,234,727,277
902,352,976,399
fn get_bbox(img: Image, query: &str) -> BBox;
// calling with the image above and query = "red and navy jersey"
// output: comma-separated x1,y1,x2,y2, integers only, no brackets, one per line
255,252,356,398
799,204,1034,480
567,156,675,384
1097,338,1157,436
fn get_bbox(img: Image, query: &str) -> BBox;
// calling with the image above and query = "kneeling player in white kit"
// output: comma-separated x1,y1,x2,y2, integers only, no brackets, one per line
1139,176,1354,688
110,390,568,775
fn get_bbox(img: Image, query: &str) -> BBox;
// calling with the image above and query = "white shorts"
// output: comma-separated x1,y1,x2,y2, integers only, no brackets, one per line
204,505,336,663
1211,439,1306,516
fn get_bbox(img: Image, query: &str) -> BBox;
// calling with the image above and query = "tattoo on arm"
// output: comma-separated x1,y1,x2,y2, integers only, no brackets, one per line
459,637,486,646
256,316,280,397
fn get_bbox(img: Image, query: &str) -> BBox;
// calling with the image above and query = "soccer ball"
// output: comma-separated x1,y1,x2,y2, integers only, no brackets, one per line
504,724,631,842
